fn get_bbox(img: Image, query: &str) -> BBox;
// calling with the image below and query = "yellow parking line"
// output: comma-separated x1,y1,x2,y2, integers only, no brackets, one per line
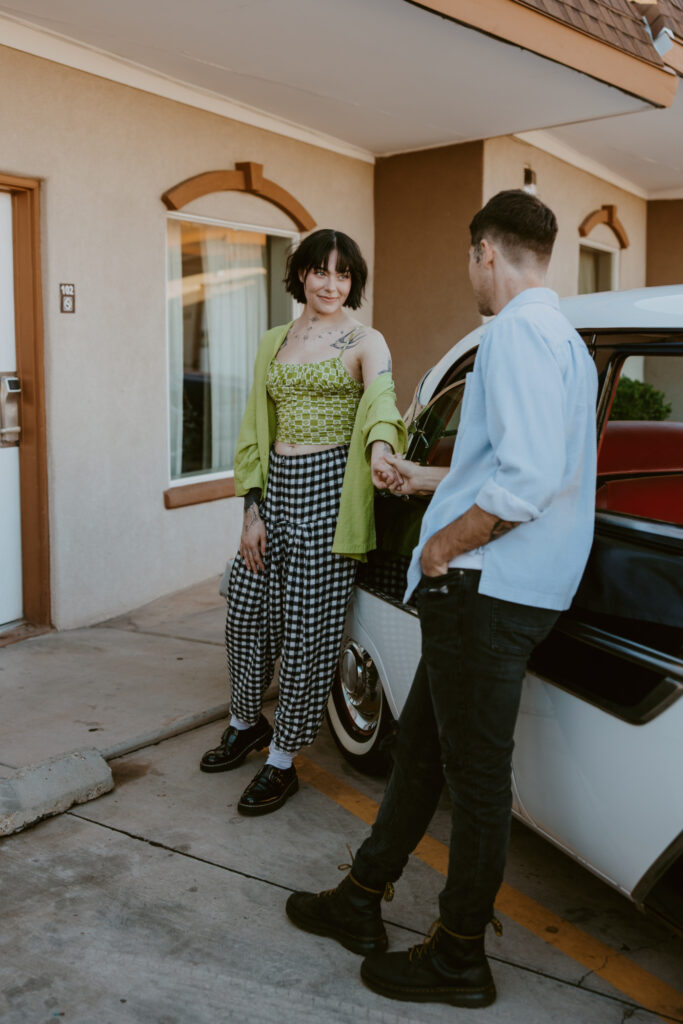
297,755,683,1023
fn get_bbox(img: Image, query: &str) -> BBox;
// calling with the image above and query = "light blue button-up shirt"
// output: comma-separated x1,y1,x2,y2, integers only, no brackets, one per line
405,288,598,610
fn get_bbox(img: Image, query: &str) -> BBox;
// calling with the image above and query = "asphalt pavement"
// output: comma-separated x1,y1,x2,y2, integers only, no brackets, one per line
0,578,681,1024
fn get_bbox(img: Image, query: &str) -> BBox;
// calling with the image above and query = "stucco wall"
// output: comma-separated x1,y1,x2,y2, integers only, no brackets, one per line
483,137,647,296
647,200,683,286
1,45,374,629
373,142,484,409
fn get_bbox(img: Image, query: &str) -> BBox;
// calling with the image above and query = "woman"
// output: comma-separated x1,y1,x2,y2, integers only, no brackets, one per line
199,228,407,815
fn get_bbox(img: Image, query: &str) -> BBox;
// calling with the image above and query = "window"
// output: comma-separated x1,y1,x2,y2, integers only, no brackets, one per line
598,354,683,527
167,216,296,482
578,241,617,294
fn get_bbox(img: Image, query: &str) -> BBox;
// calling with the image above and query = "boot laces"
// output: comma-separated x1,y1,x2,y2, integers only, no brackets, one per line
408,916,502,960
408,920,441,962
315,848,394,902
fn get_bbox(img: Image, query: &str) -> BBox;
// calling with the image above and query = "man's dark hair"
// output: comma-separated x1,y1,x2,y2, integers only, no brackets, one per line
469,190,558,264
284,228,368,309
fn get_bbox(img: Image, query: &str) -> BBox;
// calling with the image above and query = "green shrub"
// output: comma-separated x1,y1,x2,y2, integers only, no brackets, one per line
610,376,672,421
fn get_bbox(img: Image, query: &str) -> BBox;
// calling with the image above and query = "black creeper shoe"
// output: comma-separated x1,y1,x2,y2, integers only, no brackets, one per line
237,764,299,815
199,714,272,772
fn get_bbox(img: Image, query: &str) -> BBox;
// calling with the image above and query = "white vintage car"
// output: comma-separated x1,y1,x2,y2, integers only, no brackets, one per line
327,286,683,935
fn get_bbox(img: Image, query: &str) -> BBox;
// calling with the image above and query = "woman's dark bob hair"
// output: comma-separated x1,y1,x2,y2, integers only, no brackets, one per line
284,228,368,310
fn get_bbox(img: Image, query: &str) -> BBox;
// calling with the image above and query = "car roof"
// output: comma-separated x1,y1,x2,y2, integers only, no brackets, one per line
416,285,683,407
560,285,683,331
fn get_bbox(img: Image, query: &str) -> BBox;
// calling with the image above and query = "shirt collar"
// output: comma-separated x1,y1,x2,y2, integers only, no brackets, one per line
498,287,559,316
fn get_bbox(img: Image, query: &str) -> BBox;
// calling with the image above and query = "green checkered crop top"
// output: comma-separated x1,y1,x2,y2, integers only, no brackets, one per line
266,355,364,445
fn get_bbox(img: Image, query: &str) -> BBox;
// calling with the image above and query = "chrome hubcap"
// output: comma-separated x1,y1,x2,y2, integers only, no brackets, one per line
338,641,381,736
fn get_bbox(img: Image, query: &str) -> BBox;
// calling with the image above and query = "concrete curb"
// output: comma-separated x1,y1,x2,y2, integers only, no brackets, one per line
0,703,232,838
100,703,230,761
0,748,114,836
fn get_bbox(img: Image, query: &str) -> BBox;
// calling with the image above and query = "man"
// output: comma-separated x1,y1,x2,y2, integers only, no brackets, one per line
285,190,598,1008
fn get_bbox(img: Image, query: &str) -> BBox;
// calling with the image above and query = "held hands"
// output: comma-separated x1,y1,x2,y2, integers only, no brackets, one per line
382,453,447,496
370,441,402,490
383,454,426,496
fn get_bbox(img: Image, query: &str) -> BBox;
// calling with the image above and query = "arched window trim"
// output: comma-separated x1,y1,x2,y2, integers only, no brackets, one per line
162,162,316,232
579,204,629,250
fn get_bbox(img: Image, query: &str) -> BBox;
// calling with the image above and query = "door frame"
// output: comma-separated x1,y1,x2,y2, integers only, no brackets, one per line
0,173,50,636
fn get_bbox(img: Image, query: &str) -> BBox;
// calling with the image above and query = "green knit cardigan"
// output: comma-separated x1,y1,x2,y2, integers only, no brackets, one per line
233,322,408,560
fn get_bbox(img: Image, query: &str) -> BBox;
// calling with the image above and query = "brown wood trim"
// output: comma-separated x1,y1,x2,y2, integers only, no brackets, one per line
162,170,246,210
0,174,50,628
162,162,316,231
579,204,630,249
0,623,51,649
164,477,236,509
663,40,683,76
409,0,678,109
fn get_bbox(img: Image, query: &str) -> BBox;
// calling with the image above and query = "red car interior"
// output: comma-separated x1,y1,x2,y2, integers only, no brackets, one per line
596,420,683,526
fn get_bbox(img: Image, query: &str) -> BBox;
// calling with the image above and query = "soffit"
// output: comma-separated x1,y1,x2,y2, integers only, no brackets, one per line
0,0,669,158
521,85,683,196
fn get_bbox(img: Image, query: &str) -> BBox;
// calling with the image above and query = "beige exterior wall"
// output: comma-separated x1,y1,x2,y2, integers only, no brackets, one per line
1,45,374,629
647,200,683,286
483,137,647,297
374,142,484,409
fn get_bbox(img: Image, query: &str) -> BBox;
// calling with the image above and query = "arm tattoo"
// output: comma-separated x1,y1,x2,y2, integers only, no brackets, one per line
244,488,261,523
488,519,519,542
244,505,261,530
378,355,392,375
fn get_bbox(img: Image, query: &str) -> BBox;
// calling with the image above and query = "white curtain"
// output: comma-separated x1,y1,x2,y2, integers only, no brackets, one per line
201,232,268,469
167,220,184,478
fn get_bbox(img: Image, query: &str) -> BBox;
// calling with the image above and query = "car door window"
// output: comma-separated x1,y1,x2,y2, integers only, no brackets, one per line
596,355,683,527
530,343,683,724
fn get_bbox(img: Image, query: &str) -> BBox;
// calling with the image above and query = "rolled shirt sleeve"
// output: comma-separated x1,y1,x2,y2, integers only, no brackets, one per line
474,319,567,523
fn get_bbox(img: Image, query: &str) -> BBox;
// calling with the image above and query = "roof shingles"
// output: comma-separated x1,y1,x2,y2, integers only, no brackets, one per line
514,0,664,64
637,0,683,41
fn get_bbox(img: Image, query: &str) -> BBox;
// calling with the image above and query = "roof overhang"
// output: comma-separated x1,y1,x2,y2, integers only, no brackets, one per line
0,0,677,162
411,0,678,109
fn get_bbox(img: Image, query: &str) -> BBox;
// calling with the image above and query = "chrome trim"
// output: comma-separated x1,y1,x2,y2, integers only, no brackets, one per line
595,511,683,544
557,618,683,684
354,583,419,617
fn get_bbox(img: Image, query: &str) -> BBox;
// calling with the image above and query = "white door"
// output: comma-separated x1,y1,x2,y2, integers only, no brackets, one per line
0,191,23,627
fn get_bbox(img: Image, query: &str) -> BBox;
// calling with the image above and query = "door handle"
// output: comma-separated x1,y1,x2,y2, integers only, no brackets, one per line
0,374,21,447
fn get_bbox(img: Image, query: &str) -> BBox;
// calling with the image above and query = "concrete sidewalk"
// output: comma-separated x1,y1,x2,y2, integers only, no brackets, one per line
0,576,236,772
1,578,681,1024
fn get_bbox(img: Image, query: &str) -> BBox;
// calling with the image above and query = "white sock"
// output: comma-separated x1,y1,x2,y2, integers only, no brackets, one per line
266,743,294,770
230,715,253,731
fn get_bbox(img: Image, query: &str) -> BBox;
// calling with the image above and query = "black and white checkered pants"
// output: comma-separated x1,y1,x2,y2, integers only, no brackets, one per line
226,446,357,754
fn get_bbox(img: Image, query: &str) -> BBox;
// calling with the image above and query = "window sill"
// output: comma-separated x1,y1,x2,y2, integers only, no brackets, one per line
164,478,236,509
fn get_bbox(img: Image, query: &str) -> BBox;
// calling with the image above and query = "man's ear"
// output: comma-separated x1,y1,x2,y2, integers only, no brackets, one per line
479,238,496,268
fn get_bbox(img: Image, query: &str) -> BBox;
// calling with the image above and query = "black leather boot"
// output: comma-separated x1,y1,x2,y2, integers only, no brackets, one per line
360,918,498,1008
286,872,394,955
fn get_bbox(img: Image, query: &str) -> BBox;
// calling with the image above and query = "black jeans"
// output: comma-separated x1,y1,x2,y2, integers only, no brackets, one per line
353,568,559,935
